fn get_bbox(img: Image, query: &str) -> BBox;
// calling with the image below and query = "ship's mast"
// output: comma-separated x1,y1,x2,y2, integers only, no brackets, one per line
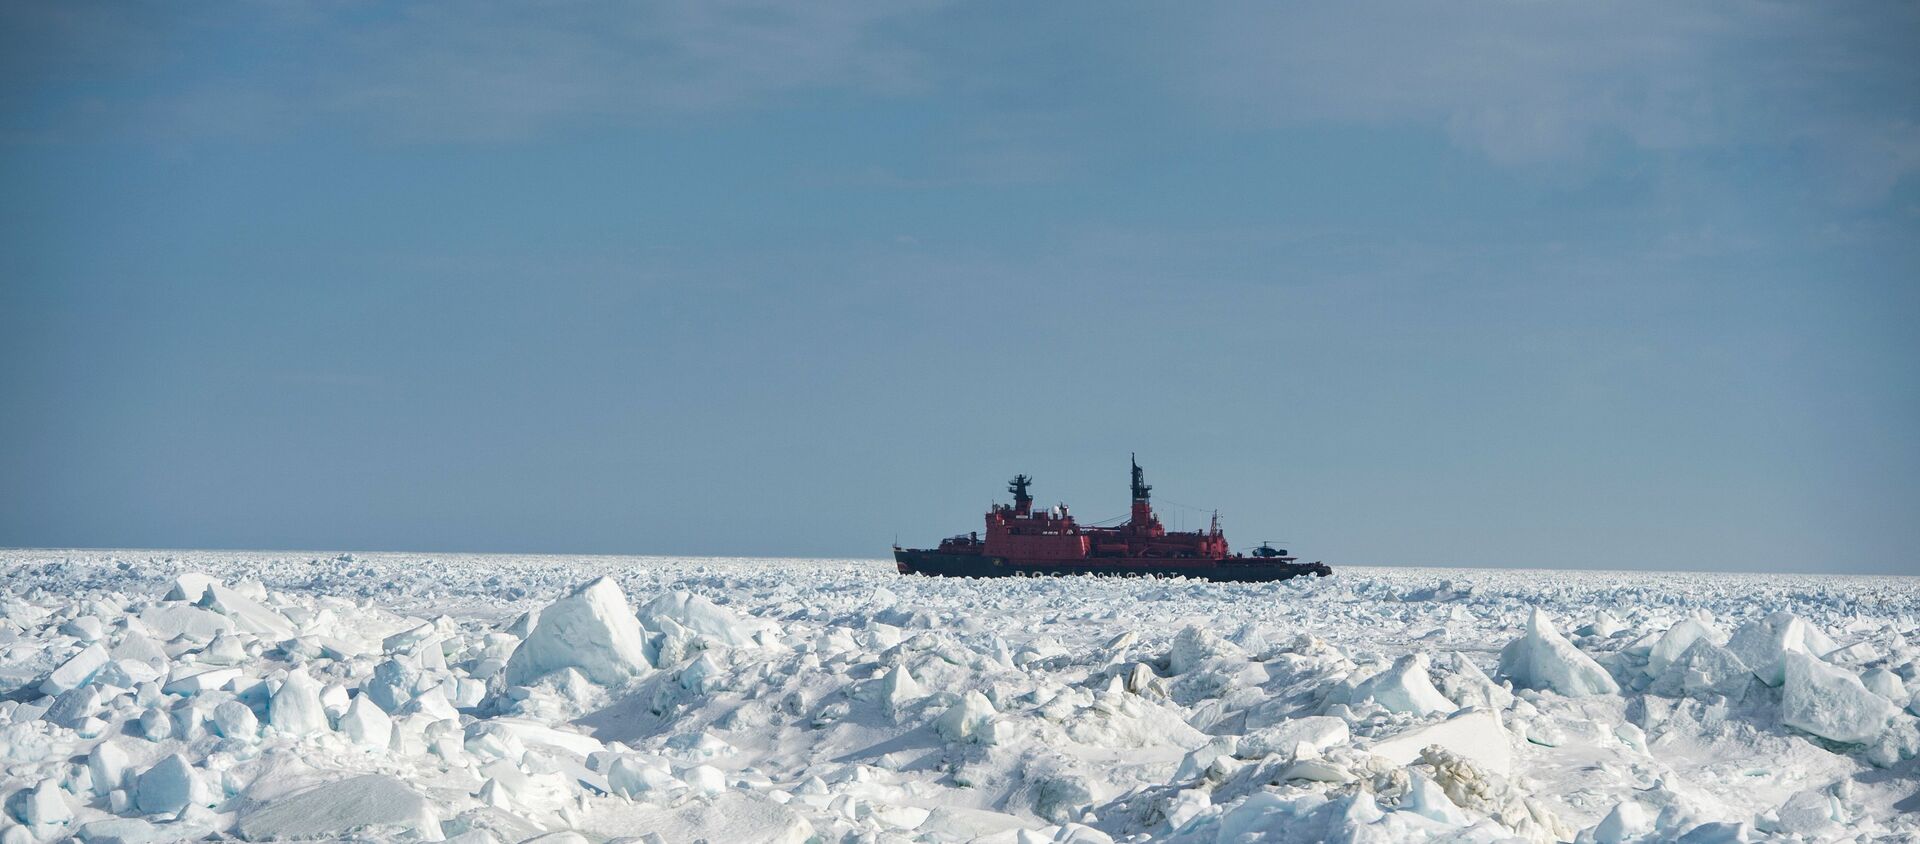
1129,453,1156,528
1009,474,1034,516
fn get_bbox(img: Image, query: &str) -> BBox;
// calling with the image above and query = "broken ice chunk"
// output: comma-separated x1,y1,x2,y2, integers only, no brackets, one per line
1367,709,1513,777
1589,800,1653,843
269,670,330,736
88,739,134,796
504,577,654,686
1574,611,1625,638
339,696,394,750
608,755,677,798
60,615,106,642
135,604,234,642
198,583,296,639
881,665,925,711
1497,609,1619,697
936,690,997,742
163,572,218,602
1350,653,1458,717
19,778,72,827
638,590,774,647
75,817,168,844
235,774,444,841
135,754,201,815
1861,668,1906,702
1779,652,1898,744
1644,617,1728,677
1648,638,1753,700
211,699,260,740
40,643,109,696
1726,612,1839,687
44,685,104,728
682,764,727,795
1237,716,1350,760
1167,626,1246,676
162,666,241,696
1401,770,1470,826
1435,652,1513,711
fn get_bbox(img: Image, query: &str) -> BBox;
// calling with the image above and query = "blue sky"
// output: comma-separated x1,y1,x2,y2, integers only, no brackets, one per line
2,2,1916,573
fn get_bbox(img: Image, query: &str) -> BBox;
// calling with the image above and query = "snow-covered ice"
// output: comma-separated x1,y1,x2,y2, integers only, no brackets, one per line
1,550,1916,842
1498,609,1622,697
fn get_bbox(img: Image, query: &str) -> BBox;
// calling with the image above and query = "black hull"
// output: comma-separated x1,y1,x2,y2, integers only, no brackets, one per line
893,549,1331,583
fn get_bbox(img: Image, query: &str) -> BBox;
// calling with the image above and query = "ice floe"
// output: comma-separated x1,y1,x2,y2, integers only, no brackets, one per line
0,550,1915,842
1498,608,1621,697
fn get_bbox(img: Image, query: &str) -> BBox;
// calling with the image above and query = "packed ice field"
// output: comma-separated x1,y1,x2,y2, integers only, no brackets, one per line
1,551,1917,843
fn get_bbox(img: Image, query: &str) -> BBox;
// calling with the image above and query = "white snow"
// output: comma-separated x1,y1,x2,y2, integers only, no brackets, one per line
2,550,1916,842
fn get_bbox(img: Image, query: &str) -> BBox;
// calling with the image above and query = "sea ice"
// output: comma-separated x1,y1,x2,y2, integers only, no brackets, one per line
135,604,233,642
269,669,330,736
19,779,72,828
74,817,169,844
1351,652,1458,717
164,573,218,602
211,699,260,739
1368,709,1513,777
1648,637,1754,699
234,774,444,841
937,690,998,742
198,583,296,639
40,642,109,695
339,696,393,749
1237,716,1350,759
637,590,772,647
1726,612,1840,687
880,664,925,711
135,754,200,815
1166,625,1245,676
1645,617,1729,677
1588,799,1653,843
88,739,134,795
3,550,1915,842
504,577,653,686
1779,652,1899,744
1861,668,1906,701
1498,609,1620,697
163,665,241,696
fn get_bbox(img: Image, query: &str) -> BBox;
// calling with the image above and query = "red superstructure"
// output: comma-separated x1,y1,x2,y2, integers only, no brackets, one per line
894,456,1330,582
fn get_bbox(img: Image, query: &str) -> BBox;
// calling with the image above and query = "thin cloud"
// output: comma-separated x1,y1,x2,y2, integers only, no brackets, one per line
3,1,947,143
1175,2,1920,198
7,1,1916,204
